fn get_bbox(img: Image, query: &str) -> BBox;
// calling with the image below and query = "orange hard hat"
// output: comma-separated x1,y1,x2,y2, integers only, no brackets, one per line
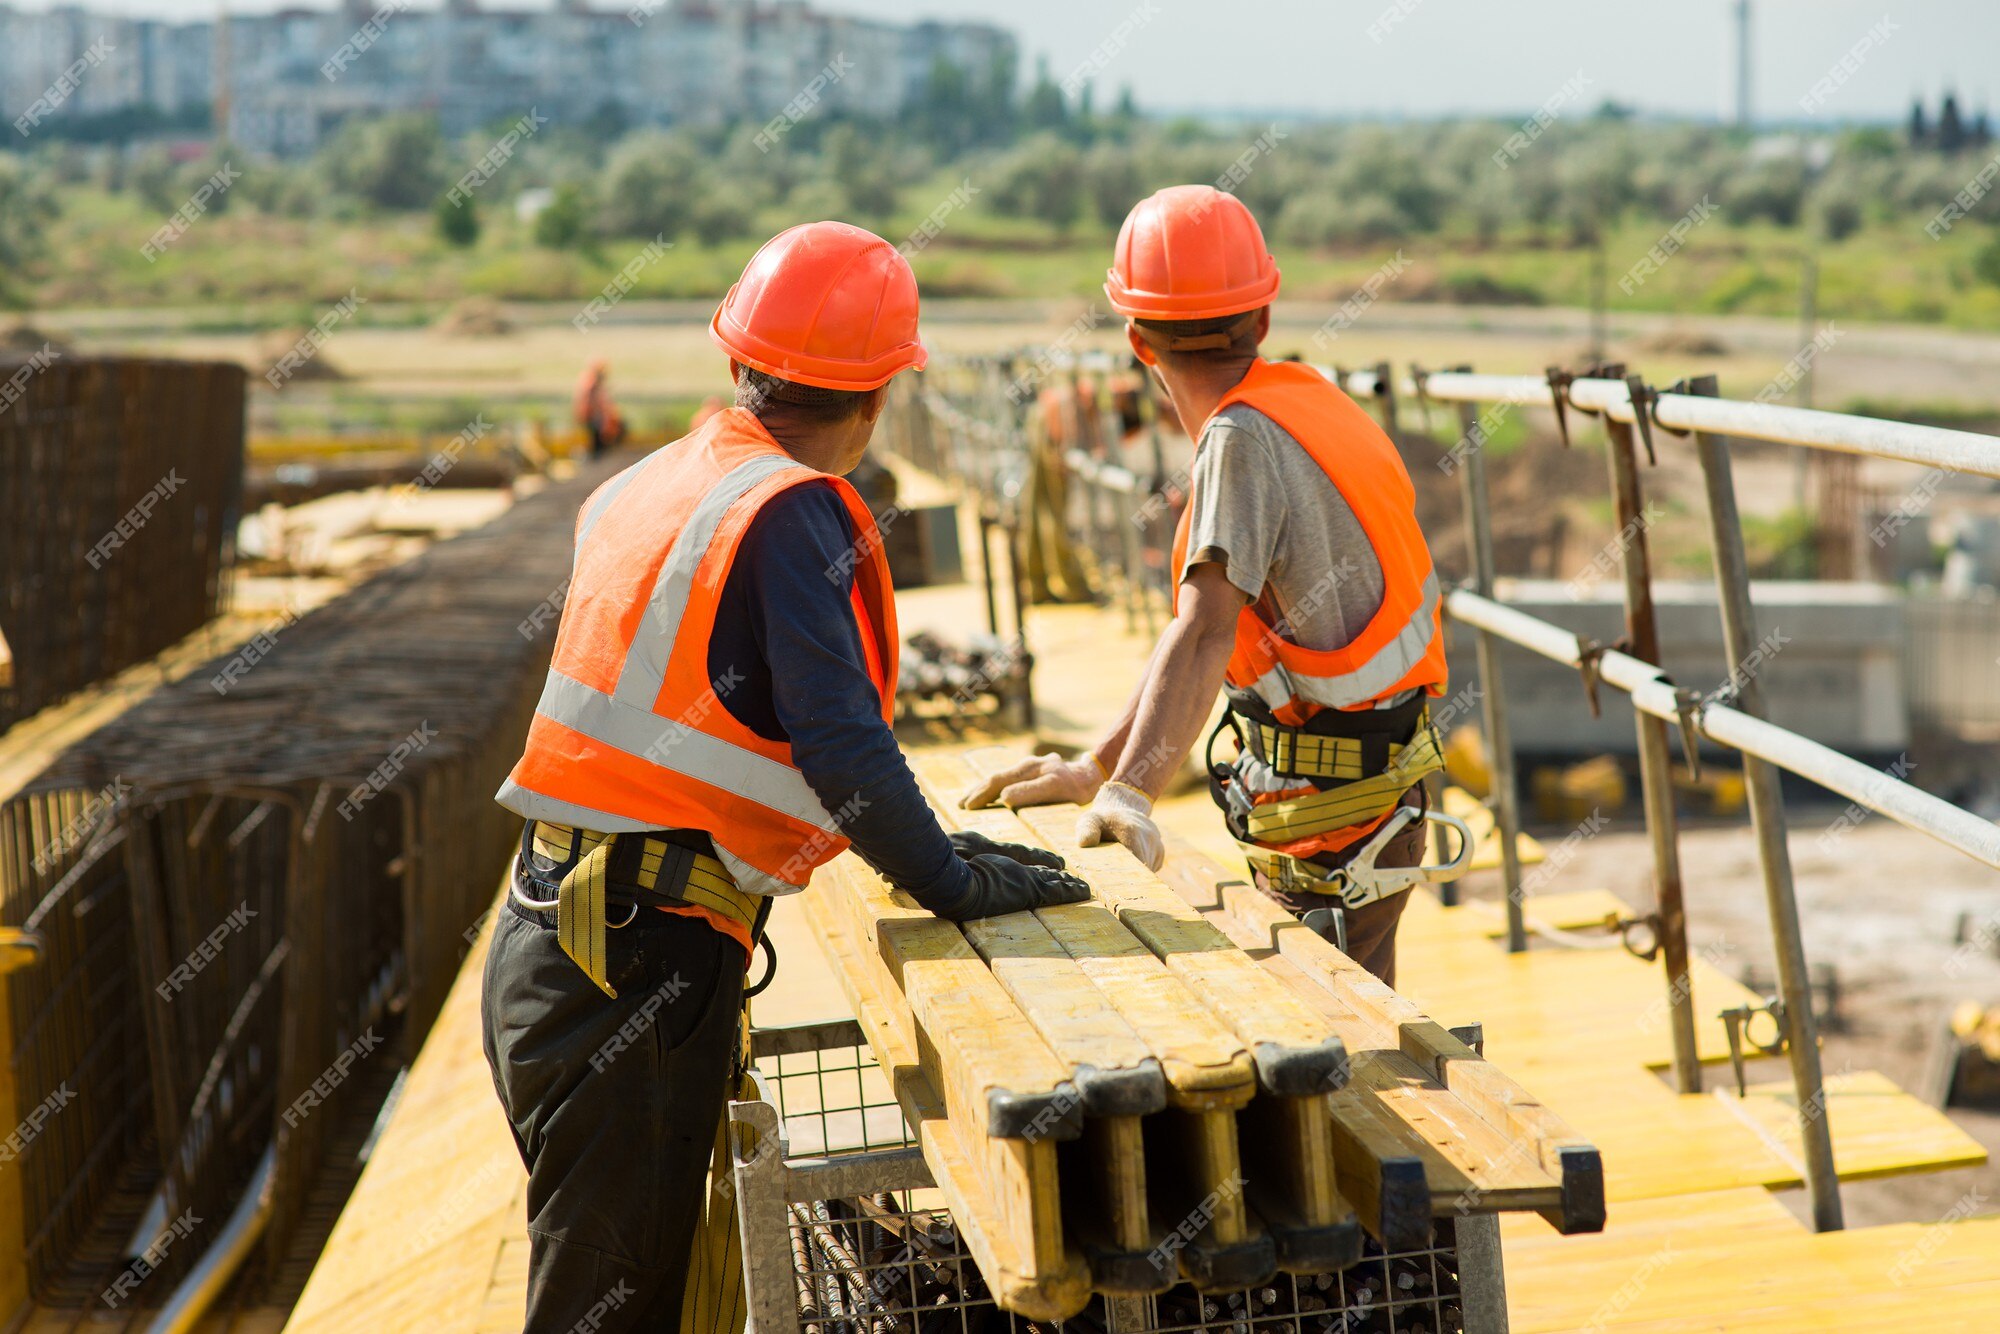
1104,186,1281,321
710,221,927,391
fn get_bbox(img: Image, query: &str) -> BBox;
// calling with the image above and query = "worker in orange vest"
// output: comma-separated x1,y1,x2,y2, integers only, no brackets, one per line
573,357,625,458
485,221,1088,1331
966,186,1449,987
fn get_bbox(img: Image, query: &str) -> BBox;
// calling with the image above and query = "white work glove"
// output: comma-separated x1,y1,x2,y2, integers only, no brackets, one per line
960,751,1105,811
1075,781,1165,873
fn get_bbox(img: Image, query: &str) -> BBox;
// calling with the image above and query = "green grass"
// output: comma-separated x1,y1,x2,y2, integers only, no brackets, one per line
23,181,2000,332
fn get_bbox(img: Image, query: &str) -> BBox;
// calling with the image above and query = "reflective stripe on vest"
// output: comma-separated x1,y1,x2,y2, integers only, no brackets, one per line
1172,359,1446,723
1236,571,1442,713
496,410,896,898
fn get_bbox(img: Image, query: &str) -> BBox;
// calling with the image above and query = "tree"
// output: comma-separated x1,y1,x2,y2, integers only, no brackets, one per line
534,185,590,250
320,114,447,211
1022,57,1068,134
1973,228,2000,289
0,163,57,308
991,135,1085,233
823,124,902,221
690,187,754,246
597,131,704,238
436,192,480,248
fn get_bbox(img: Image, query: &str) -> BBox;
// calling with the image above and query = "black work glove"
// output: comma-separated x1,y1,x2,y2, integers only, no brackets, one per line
947,829,1068,871
909,854,1092,922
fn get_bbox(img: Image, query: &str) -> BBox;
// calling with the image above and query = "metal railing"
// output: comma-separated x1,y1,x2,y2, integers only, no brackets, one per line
886,351,2000,1235
1337,362,2000,1234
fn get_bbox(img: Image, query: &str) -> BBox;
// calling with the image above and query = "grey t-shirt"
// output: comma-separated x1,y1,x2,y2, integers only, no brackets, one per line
1179,402,1388,654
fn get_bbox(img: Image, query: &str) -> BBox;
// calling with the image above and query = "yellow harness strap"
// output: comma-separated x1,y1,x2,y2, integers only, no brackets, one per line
539,822,761,998
556,835,620,998
1241,715,1446,846
679,1065,753,1334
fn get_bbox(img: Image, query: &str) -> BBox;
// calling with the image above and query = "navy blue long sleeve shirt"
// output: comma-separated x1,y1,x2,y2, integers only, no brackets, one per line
706,481,970,905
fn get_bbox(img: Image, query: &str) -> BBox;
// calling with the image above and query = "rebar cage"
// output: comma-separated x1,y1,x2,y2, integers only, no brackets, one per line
732,1020,1501,1334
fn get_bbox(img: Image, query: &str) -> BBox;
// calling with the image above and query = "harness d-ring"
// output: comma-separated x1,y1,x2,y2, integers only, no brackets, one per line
605,900,640,929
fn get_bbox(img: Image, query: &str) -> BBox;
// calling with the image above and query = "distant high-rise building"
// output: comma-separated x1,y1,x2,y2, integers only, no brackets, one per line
0,0,1015,155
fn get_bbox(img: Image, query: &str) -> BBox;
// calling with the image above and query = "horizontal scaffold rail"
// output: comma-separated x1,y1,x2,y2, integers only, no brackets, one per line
1444,588,2000,873
1318,366,2000,481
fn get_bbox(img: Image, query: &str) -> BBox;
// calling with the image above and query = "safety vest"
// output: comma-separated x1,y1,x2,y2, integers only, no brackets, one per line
1173,359,1447,861
1172,359,1446,726
496,408,898,899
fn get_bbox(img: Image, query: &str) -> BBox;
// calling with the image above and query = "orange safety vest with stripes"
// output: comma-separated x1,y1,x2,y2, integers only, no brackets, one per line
496,407,898,917
1171,359,1447,855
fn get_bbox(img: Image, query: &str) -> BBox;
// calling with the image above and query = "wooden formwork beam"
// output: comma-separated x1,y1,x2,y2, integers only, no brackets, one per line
927,751,1359,1283
912,755,1256,1110
801,869,1092,1320
1161,834,1605,1237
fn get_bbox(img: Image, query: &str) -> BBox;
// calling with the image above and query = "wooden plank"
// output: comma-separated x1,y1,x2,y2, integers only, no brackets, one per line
1237,1088,1363,1273
1160,832,1602,1232
952,748,1348,1098
956,910,1164,1117
809,856,1076,1290
950,908,1166,1291
907,753,1257,1109
909,754,1310,1286
820,854,1080,1140
801,878,1092,1320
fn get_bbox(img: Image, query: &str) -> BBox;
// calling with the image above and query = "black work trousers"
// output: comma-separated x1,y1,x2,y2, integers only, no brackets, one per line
482,893,746,1332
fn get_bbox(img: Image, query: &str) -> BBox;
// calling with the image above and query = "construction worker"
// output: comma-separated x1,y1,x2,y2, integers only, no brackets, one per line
572,357,624,458
484,221,1089,1331
965,186,1448,987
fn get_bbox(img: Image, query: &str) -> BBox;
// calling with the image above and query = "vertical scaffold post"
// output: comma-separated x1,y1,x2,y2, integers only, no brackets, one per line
1685,374,1842,1231
1453,397,1527,950
1602,407,1702,1094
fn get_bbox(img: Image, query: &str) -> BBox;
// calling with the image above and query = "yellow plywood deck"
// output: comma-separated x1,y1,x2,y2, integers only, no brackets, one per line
287,571,1998,1331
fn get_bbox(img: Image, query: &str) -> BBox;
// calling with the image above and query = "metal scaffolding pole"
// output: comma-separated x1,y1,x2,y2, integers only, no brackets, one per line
1453,400,1527,951
1683,375,1842,1231
1601,410,1702,1094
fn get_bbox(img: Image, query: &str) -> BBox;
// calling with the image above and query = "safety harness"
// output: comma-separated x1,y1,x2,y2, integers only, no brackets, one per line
511,820,767,998
1209,690,1458,908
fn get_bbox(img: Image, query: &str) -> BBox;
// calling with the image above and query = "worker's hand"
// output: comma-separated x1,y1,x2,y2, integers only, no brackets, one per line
1075,781,1165,873
916,857,1093,921
947,830,1067,870
959,752,1103,811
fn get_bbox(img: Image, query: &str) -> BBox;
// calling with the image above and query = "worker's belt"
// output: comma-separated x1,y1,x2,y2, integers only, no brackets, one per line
1232,688,1429,780
1209,692,1446,899
1241,828,1410,908
516,821,761,999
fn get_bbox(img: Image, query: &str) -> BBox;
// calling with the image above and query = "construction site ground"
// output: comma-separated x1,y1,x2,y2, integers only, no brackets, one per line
268,483,2000,1331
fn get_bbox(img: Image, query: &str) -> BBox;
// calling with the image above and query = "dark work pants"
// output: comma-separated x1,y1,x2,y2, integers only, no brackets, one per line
1252,784,1427,988
482,896,746,1332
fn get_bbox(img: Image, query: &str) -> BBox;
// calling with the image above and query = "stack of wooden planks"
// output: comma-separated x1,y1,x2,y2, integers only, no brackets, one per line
797,746,1604,1320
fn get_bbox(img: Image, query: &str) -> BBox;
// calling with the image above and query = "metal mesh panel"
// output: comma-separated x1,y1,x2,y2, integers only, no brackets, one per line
751,1032,1466,1334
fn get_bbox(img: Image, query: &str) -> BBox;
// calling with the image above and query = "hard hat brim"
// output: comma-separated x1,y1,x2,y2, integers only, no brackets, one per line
1103,265,1282,322
710,302,927,392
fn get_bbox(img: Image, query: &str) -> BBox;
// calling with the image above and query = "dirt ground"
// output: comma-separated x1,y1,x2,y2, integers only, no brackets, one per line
50,297,2000,418
1454,809,2000,1230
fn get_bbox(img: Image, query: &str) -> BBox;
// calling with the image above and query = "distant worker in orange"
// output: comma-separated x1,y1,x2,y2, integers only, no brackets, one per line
966,186,1456,986
572,357,625,459
485,222,1088,1330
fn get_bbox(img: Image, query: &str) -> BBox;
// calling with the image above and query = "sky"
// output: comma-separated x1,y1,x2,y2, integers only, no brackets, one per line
14,0,1996,124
